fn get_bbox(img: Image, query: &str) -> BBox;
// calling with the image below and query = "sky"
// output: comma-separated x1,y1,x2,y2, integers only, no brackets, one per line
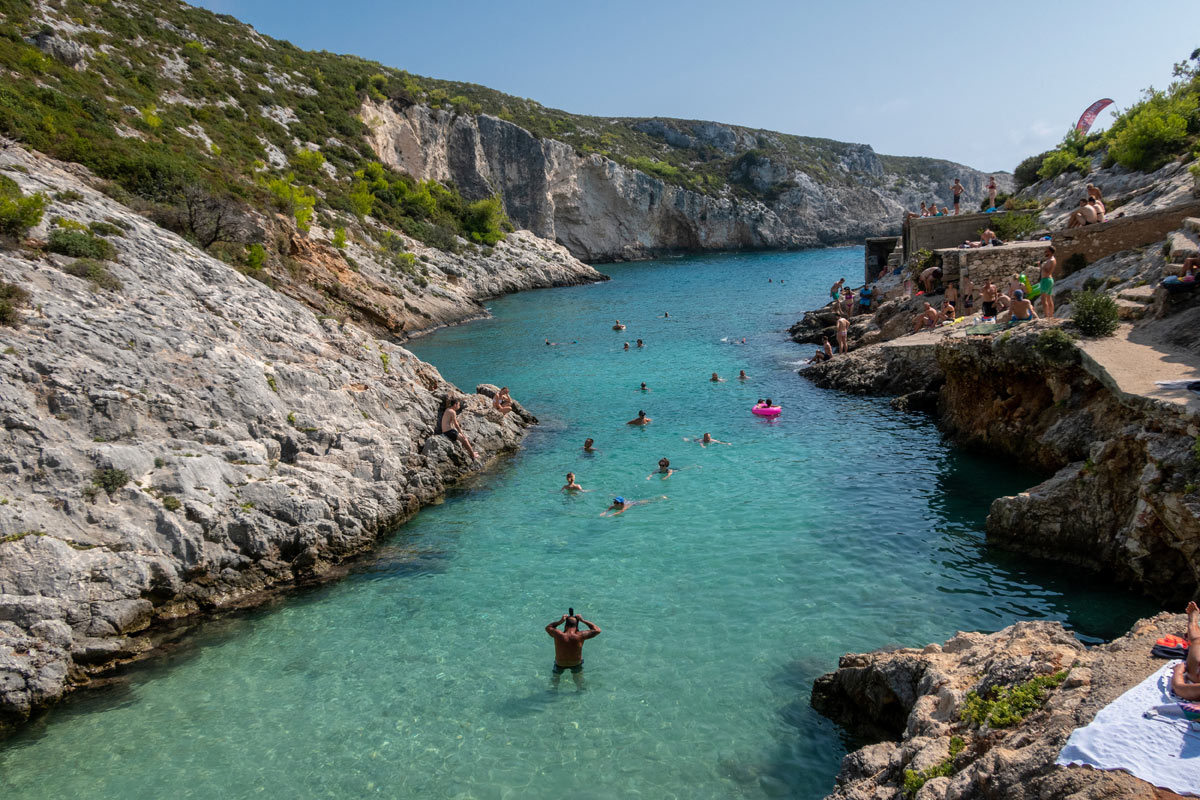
191,0,1200,173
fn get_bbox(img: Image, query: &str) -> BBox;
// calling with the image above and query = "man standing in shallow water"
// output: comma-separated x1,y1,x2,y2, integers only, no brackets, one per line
546,610,601,686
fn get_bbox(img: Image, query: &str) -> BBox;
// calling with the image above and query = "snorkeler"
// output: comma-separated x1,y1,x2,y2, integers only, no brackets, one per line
688,433,731,447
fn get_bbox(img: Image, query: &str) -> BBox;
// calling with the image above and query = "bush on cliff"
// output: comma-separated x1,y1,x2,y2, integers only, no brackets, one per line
0,280,30,327
48,228,117,260
1106,89,1195,172
960,670,1067,729
1070,290,1120,337
461,195,512,246
1034,327,1077,362
0,177,47,239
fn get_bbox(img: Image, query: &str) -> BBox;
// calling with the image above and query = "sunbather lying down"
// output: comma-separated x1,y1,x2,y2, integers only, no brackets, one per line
1172,601,1200,701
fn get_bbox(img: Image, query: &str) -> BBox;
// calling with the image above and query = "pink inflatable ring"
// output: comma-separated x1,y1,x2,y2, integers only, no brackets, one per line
751,404,781,417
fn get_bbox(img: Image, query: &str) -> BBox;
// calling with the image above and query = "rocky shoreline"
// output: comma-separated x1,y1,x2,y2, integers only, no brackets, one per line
0,147,592,737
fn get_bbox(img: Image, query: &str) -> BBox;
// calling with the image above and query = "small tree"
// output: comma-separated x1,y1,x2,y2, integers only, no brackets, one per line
0,179,47,239
1071,290,1120,337
178,185,244,249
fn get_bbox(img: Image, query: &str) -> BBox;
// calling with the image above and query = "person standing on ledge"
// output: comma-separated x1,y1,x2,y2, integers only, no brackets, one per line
546,610,601,686
1038,246,1057,318
836,315,849,354
987,175,997,209
952,178,964,215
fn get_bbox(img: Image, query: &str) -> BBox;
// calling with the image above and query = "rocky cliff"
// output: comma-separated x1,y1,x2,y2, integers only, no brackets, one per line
363,101,1010,262
812,614,1184,800
0,146,547,736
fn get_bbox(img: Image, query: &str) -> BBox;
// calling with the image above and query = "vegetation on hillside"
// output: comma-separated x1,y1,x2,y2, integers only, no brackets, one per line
1017,48,1200,189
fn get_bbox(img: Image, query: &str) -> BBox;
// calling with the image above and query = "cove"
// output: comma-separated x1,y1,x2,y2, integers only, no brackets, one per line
0,249,1157,799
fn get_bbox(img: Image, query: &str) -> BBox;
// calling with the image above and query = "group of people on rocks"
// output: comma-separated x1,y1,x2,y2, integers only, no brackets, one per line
1067,184,1108,228
910,176,1000,219
911,246,1058,332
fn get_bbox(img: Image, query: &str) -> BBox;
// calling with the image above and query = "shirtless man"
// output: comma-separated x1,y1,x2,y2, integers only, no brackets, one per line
1086,182,1103,203
613,320,626,330
829,278,845,305
1038,246,1057,318
710,372,725,382
980,279,999,318
1003,289,1038,323
945,281,959,309
919,266,942,294
822,337,834,360
437,397,478,460
639,382,649,392
582,438,597,453
952,178,964,215
561,473,589,493
546,610,601,686
636,339,644,348
836,315,850,354
738,370,748,380
601,495,666,516
912,302,942,332
940,300,956,320
627,410,652,425
1067,198,1098,228
1170,601,1200,701
690,432,731,446
960,274,976,311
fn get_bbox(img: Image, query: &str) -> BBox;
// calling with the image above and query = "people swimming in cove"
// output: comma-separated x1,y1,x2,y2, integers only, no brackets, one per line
546,609,600,687
613,320,626,330
710,372,724,382
738,370,748,380
623,342,630,351
627,410,651,426
561,472,590,493
582,438,597,453
600,495,667,516
636,339,644,348
639,382,649,392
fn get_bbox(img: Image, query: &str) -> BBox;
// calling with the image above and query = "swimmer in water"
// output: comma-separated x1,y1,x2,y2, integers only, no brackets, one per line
639,382,648,392
689,433,731,446
636,339,644,348
613,320,626,330
710,372,725,382
561,472,590,493
582,438,596,452
738,370,748,380
661,312,670,318
545,339,558,346
601,495,667,516
623,342,630,351
627,410,652,426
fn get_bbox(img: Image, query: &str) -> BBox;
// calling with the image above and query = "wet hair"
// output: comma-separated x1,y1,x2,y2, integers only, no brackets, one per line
659,458,669,466
584,438,594,446
765,398,773,406
638,410,645,417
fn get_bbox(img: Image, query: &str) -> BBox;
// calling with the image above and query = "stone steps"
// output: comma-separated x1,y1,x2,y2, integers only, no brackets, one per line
1168,228,1200,262
1117,285,1156,303
1114,297,1149,320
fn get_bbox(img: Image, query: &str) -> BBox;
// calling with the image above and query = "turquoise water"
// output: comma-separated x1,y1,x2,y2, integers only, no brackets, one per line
0,249,1156,799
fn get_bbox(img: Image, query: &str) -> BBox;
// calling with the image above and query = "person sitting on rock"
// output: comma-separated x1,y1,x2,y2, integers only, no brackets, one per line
1171,601,1200,701
438,396,479,461
1001,289,1038,322
912,302,943,332
940,300,956,320
1067,198,1098,228
822,337,834,360
492,387,513,415
1089,197,1105,223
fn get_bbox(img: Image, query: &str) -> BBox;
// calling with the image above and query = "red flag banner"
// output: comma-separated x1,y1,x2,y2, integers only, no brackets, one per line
1075,98,1114,134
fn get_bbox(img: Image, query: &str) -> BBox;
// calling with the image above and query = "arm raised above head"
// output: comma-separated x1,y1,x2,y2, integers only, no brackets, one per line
546,615,566,637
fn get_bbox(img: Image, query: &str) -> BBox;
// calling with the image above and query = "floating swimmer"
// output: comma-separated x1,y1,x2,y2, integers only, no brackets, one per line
600,495,667,516
613,319,626,330
752,399,782,417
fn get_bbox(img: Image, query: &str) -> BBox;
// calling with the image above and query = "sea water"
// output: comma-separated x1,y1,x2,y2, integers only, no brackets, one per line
0,249,1157,799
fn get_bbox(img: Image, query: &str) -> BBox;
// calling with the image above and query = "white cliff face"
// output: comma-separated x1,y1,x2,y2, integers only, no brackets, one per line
362,101,1009,262
0,146,545,734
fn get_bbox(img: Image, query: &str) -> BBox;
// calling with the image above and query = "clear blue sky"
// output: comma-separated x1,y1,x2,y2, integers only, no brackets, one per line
192,0,1199,173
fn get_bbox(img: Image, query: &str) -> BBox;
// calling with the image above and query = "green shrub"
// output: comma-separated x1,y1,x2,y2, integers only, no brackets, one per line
332,226,346,249
87,220,124,237
908,248,935,281
1071,290,1120,337
1107,90,1194,172
266,175,316,232
64,258,122,291
161,495,182,511
990,212,1040,241
0,182,47,238
1037,149,1089,181
244,242,266,271
91,467,130,496
1034,327,1077,361
961,671,1067,728
461,194,511,246
0,280,30,327
901,737,964,799
48,228,117,260
1014,150,1052,190
291,147,325,174
1064,253,1088,273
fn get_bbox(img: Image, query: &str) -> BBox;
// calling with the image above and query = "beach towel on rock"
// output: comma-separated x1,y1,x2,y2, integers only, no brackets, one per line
1057,663,1200,797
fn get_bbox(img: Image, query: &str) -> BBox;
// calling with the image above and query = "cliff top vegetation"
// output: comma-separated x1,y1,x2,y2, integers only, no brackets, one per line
0,0,984,266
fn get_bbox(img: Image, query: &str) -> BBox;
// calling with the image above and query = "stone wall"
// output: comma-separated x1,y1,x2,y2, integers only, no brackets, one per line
937,242,1046,288
903,211,1018,260
1051,198,1200,276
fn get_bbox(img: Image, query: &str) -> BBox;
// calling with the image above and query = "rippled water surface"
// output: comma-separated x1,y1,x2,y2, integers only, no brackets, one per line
1,249,1157,799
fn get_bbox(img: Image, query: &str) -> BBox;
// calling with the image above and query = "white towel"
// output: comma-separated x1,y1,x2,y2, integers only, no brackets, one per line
1057,662,1200,796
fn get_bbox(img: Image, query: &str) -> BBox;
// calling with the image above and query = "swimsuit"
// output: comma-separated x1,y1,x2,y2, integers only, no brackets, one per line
1039,276,1054,295
982,300,997,317
438,416,459,442
552,659,583,675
